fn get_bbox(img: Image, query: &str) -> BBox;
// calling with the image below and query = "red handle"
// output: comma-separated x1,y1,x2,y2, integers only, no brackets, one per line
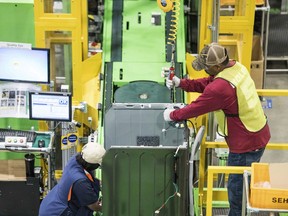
169,67,175,80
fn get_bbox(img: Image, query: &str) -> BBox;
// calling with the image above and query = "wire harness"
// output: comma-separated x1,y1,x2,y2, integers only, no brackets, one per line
154,183,181,215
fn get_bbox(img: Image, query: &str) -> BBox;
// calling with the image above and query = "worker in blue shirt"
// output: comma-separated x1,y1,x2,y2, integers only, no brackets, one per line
39,142,106,216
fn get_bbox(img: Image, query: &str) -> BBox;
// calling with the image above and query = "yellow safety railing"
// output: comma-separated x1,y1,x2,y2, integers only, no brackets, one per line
204,143,288,216
220,0,265,6
206,166,251,216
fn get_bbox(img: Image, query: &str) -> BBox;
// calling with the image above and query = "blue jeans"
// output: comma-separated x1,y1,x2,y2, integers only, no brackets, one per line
227,148,265,216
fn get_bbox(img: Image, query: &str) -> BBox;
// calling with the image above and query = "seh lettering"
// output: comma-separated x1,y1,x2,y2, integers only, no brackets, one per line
272,197,288,203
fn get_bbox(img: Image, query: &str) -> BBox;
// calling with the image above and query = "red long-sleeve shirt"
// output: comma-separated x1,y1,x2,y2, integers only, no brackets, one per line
170,76,271,153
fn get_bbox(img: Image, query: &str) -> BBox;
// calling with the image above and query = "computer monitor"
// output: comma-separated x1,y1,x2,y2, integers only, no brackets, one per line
0,47,50,84
29,91,72,122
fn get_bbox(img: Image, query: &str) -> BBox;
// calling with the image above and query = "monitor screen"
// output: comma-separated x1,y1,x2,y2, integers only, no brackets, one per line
29,91,72,122
0,47,50,84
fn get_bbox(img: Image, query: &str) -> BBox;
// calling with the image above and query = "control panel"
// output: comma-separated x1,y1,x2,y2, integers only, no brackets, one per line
5,136,28,147
0,128,53,150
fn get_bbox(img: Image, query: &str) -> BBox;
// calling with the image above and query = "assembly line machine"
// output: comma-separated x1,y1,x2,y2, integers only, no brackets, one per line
98,0,193,215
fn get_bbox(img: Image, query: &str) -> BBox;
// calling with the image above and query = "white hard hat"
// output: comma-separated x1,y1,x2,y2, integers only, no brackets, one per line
81,142,106,164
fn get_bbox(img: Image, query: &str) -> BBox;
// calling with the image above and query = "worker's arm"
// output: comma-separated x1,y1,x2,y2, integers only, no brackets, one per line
73,178,102,212
87,200,102,212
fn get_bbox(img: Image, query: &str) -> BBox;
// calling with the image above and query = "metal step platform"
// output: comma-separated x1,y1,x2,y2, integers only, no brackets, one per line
266,14,288,73
267,14,288,58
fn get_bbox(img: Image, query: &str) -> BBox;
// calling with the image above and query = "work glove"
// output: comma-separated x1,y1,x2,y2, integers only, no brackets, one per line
166,76,180,89
163,108,175,121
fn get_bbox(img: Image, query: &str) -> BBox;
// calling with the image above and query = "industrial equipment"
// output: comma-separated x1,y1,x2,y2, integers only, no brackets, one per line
0,128,54,216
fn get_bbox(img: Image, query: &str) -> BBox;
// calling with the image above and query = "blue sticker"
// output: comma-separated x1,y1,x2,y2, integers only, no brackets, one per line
62,137,68,145
262,98,272,109
68,134,78,142
266,99,272,109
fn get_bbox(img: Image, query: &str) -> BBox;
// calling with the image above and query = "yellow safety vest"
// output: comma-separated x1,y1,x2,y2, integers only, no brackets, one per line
214,62,266,136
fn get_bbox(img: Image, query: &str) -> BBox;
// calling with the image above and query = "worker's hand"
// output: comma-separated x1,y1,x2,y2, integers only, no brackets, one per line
166,76,180,89
163,108,175,121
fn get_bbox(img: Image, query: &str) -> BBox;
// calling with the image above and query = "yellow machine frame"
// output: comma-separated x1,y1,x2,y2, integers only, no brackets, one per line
198,0,256,70
34,0,102,132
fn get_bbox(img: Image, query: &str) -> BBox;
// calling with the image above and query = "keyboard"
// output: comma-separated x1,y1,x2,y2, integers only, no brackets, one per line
0,128,37,145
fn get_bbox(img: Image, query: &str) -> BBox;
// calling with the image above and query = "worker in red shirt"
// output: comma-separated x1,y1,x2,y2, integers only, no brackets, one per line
164,43,271,216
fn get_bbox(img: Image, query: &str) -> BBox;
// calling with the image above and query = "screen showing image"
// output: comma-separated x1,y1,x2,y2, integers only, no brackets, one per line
0,47,50,84
29,91,72,122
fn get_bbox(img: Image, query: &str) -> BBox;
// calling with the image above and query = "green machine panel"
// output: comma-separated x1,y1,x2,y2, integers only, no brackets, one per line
102,146,189,216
